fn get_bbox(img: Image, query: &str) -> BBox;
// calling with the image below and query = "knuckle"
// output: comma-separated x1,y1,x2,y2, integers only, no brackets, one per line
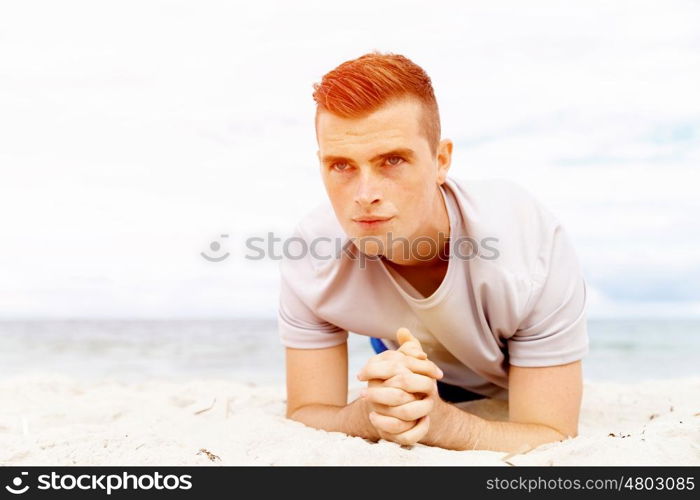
385,418,402,433
390,360,403,372
381,391,396,405
391,418,404,430
397,418,413,433
382,387,396,401
383,350,399,360
381,391,395,405
393,405,408,420
367,356,384,367
396,435,417,446
395,389,411,404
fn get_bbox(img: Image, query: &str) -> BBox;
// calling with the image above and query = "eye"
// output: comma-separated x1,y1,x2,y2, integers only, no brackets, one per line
331,161,350,172
385,155,404,167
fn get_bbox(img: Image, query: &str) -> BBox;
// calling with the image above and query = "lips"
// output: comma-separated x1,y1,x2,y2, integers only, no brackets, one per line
352,215,393,223
352,215,394,228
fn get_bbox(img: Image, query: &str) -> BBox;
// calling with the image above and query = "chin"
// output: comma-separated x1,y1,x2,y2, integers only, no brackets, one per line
350,236,387,257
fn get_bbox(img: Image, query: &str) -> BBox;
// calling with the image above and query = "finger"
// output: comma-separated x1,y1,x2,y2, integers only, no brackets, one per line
364,379,418,402
397,327,423,351
396,327,429,361
369,411,416,434
397,342,427,360
358,355,443,381
391,415,431,446
384,371,437,395
364,386,418,406
404,356,443,379
357,360,410,381
371,398,434,421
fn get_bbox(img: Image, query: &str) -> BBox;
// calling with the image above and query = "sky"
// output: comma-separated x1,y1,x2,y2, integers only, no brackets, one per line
0,0,698,319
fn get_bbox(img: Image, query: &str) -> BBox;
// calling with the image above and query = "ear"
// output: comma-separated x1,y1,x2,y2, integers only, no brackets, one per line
436,139,453,185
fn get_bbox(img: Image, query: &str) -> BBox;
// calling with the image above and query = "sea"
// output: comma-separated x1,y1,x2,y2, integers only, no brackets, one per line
0,319,697,385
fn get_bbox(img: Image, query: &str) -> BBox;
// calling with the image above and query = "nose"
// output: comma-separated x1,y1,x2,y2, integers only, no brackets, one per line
354,171,382,208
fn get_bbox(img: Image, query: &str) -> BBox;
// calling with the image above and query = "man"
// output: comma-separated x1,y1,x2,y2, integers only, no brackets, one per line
277,52,589,452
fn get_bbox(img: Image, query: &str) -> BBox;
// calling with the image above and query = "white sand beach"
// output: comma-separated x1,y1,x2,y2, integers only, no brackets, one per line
0,373,698,466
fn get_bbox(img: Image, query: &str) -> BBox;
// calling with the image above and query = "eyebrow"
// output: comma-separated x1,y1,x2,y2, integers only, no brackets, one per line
321,148,416,165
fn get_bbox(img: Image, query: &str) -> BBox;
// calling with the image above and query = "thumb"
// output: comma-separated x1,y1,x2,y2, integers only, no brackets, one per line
396,327,427,360
397,327,418,346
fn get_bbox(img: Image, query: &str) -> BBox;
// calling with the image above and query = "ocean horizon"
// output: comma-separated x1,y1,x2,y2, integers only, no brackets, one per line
0,318,696,386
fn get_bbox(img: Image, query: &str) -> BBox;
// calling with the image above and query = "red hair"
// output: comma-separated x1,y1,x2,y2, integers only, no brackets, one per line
312,51,441,155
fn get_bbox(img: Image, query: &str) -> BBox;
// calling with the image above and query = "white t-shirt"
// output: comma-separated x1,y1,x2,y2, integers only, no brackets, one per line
277,176,589,400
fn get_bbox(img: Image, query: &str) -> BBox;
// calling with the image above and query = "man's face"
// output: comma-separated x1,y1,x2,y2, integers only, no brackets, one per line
316,96,451,258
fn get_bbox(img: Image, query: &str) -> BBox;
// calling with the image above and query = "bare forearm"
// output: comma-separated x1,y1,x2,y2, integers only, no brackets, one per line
288,397,380,441
424,402,568,453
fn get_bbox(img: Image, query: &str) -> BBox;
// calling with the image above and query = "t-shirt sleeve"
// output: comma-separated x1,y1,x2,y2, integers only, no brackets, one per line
507,222,590,367
278,276,348,349
277,233,348,349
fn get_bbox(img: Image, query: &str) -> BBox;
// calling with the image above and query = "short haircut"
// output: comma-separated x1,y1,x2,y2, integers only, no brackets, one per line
312,51,441,155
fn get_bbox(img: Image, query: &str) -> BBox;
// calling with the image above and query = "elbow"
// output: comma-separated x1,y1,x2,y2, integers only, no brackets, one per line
567,425,579,438
285,403,308,421
553,424,578,441
564,428,579,439
285,406,299,420
532,422,578,442
560,420,580,439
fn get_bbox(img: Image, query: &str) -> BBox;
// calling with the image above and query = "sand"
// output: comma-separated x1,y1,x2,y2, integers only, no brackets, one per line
1,373,698,466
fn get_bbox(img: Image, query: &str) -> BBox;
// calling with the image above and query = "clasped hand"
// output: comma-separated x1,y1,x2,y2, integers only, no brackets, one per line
357,327,444,446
